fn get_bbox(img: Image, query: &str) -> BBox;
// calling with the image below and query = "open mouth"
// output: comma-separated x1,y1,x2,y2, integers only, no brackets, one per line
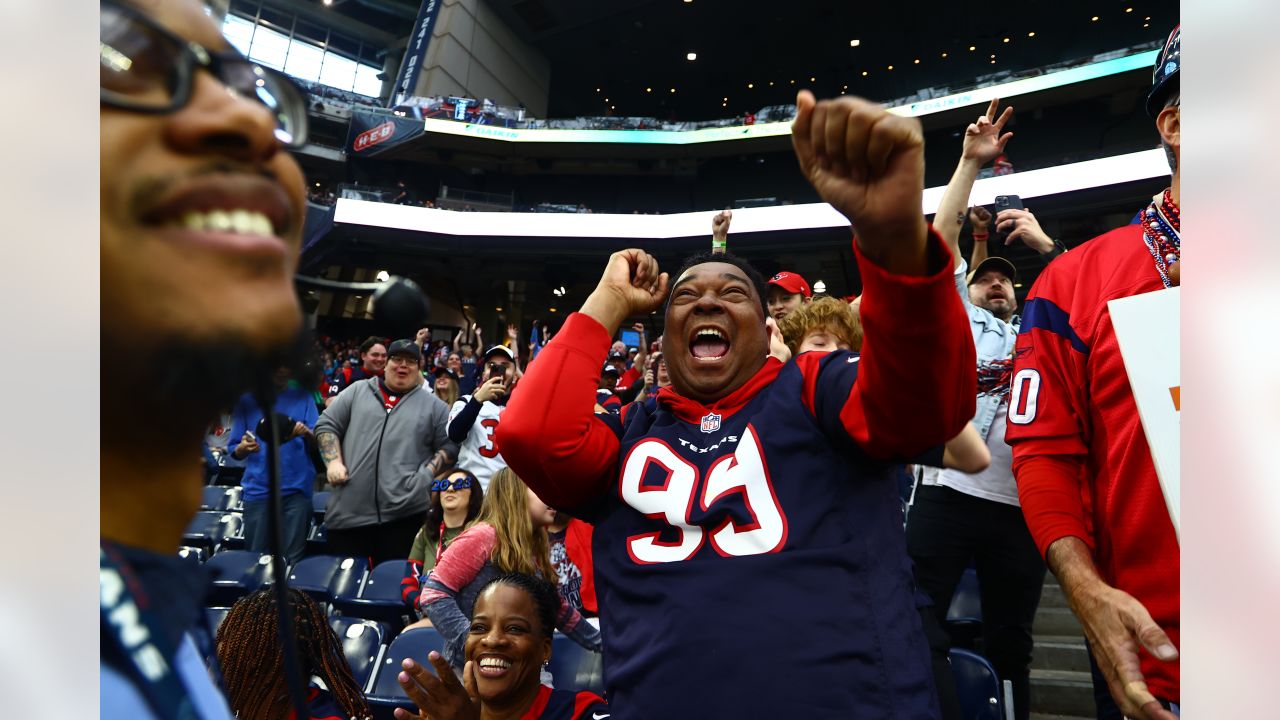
476,654,513,678
688,327,730,362
139,175,294,252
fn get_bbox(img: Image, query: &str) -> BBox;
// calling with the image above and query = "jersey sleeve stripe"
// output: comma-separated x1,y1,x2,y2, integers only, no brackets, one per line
1019,298,1089,355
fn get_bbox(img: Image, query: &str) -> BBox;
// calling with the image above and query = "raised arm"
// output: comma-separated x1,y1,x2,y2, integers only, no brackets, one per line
791,91,976,458
495,251,668,510
934,99,1014,263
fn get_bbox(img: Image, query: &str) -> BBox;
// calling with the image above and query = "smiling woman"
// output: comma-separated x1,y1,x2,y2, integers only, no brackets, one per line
394,574,608,720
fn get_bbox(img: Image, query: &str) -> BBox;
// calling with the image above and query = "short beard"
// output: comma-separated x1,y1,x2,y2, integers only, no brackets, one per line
107,333,302,431
1162,140,1177,174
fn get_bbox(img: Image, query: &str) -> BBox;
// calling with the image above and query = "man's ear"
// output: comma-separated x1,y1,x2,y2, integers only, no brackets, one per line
1156,104,1180,151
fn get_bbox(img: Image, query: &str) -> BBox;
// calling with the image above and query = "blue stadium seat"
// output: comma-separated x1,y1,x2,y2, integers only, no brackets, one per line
547,631,604,695
327,554,367,604
946,567,984,649
305,523,328,556
182,511,244,556
949,648,1005,720
333,559,412,633
287,555,353,603
312,491,331,522
200,486,235,511
212,465,245,487
329,616,389,694
366,627,446,720
177,546,205,563
204,550,275,606
205,607,231,638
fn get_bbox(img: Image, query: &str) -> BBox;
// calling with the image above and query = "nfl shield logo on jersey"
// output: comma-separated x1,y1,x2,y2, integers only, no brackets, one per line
700,413,721,433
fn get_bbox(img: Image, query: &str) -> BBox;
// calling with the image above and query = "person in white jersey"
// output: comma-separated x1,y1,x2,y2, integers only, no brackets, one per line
447,345,517,491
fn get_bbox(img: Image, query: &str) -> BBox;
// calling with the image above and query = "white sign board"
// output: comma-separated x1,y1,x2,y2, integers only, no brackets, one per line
1108,287,1180,540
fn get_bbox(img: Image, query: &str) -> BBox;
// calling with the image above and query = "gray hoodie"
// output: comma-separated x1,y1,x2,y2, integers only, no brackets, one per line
315,377,456,529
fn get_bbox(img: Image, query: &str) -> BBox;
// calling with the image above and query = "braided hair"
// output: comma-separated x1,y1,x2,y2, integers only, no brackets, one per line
478,572,560,640
216,587,372,720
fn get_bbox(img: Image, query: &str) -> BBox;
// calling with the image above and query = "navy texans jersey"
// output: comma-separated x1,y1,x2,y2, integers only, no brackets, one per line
497,233,975,719
522,686,608,720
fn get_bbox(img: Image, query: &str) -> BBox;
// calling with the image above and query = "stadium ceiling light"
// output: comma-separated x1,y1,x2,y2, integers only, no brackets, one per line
495,306,503,311
849,39,860,47
1027,31,1036,37
596,87,601,92
1125,7,1133,12
812,280,827,293
670,87,676,93
1143,22,1149,27
747,83,754,89
646,87,652,93
861,70,868,76
941,51,949,58
810,76,816,82
1003,37,1010,43
887,65,893,70
768,81,774,86
687,52,697,61
375,270,390,282
323,0,332,5
969,45,976,51
789,79,796,84
1091,15,1099,21
913,58,920,64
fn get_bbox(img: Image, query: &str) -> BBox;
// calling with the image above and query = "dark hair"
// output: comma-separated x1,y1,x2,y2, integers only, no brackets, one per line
424,470,484,541
667,250,769,317
478,573,560,640
359,336,385,355
216,588,371,720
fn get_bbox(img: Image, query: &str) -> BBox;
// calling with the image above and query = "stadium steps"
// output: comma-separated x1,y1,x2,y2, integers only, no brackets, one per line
1030,574,1095,719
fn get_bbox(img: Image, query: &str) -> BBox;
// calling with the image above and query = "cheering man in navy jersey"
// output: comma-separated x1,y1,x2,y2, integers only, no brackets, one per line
497,91,976,718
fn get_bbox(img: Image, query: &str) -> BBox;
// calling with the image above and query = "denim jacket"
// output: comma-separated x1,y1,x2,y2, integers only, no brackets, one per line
955,260,1018,439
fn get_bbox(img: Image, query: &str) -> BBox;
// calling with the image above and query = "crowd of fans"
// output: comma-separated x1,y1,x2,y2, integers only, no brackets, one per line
102,2,1181,718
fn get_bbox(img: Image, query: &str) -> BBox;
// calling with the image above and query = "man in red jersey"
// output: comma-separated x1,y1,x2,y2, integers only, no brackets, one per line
1004,26,1181,720
495,91,975,718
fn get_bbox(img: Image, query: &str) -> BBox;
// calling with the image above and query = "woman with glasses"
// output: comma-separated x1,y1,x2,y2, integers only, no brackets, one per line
420,467,602,673
401,469,485,628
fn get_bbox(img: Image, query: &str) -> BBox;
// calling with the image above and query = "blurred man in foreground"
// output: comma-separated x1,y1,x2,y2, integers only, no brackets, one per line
100,0,310,715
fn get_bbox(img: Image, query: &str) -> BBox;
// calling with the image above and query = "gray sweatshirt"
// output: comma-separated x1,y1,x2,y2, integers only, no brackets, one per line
315,377,456,530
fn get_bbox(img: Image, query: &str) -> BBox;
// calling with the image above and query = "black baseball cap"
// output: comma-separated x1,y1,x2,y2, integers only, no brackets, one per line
432,367,459,381
387,339,421,360
602,362,621,376
607,350,628,362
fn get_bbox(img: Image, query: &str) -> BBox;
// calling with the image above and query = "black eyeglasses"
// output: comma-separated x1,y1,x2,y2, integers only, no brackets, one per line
431,476,475,492
100,0,309,148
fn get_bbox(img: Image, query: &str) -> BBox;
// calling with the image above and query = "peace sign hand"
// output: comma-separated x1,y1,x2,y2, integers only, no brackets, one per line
961,98,1014,166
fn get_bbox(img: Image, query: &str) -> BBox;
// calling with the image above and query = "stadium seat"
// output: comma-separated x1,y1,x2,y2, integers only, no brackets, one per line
547,631,605,695
177,546,205,563
365,627,446,720
312,491,330,523
182,511,244,556
211,465,245,487
287,555,354,603
329,616,389,694
201,486,235,511
204,550,276,606
333,559,412,633
946,567,984,650
305,523,328,556
327,555,367,604
205,607,231,638
949,648,1005,720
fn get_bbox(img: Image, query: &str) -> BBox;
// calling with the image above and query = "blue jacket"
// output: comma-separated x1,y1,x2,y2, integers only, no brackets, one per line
229,385,319,502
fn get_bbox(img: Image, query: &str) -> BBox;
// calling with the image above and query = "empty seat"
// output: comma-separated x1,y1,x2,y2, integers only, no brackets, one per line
365,627,446,720
177,546,205,563
305,523,328,556
182,511,244,556
288,555,346,603
204,550,275,606
946,568,984,649
333,559,412,633
312,491,331,522
205,606,231,637
200,486,235,512
546,631,604,695
211,465,245,487
329,616,389,694
949,648,1004,720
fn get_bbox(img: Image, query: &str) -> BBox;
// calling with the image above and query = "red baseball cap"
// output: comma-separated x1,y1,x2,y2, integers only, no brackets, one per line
768,271,811,298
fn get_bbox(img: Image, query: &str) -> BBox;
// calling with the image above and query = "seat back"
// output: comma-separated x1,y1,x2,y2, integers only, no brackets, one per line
288,555,345,603
546,632,604,695
182,511,244,555
201,486,234,511
366,627,446,714
312,491,331,522
205,607,231,638
950,648,1004,720
329,616,388,694
946,568,984,624
333,559,410,631
361,560,409,603
204,550,274,605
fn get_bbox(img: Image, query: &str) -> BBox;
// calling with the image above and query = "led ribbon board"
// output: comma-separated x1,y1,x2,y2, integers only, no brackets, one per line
332,148,1170,238
417,50,1157,146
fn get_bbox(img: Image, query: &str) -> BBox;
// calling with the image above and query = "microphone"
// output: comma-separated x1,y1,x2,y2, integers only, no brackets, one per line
295,274,431,336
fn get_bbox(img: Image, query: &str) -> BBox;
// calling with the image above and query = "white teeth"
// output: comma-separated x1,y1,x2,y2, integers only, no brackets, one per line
172,209,276,237
478,658,511,669
207,210,231,232
696,329,724,339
